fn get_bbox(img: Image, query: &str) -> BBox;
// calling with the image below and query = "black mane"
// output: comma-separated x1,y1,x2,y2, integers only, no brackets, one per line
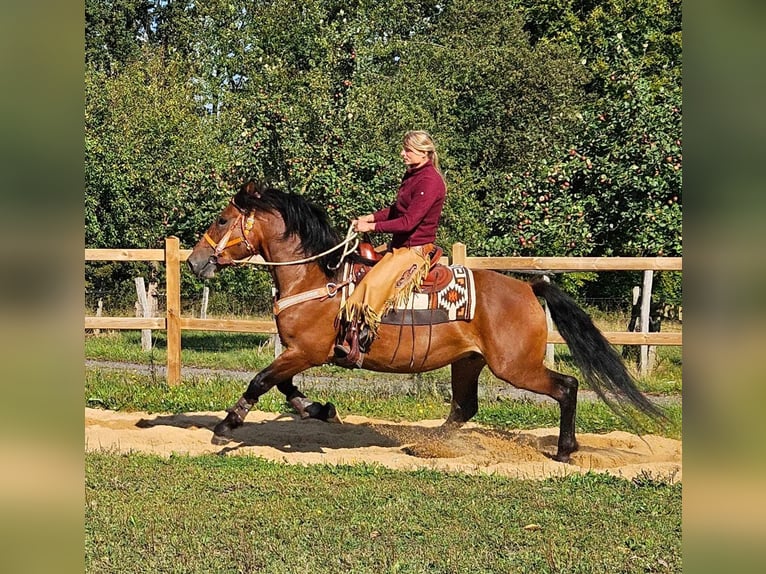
233,181,342,277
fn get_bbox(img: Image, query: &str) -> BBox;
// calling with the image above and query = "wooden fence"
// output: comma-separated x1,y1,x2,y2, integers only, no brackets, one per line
85,238,682,385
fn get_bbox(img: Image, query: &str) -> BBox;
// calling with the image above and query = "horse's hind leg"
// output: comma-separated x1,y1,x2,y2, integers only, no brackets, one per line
489,361,579,462
546,369,579,462
445,354,486,427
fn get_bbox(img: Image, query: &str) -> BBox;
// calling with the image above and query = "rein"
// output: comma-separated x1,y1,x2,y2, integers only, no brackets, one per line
231,223,359,269
204,198,359,268
266,226,358,315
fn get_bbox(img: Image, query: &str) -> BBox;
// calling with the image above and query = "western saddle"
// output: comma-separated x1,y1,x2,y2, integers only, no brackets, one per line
333,242,450,367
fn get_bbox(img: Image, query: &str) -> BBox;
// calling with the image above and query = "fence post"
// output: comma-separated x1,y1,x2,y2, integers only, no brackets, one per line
452,242,466,266
542,275,555,366
201,286,209,319
640,269,654,377
135,277,152,351
94,298,103,335
165,237,182,386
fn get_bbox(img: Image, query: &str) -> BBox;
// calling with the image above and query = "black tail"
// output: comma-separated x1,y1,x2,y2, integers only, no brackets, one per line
532,279,665,423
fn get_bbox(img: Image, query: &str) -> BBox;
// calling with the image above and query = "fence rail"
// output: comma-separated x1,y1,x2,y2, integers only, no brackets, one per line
450,243,683,272
85,238,682,385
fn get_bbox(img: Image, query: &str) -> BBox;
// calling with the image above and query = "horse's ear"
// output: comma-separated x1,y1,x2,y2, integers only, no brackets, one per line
244,180,261,198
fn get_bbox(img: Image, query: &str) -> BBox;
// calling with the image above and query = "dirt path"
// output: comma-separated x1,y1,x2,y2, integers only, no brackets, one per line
85,408,682,482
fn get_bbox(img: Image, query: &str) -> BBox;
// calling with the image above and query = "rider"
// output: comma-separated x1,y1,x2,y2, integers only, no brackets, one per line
334,130,447,365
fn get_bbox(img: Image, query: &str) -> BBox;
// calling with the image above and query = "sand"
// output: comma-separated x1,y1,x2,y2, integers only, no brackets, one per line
85,407,681,482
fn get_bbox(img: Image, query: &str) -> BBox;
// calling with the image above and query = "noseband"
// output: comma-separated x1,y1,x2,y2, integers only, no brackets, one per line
203,201,257,264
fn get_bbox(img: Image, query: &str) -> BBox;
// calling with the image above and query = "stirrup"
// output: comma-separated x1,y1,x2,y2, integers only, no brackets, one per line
334,332,362,367
334,342,352,359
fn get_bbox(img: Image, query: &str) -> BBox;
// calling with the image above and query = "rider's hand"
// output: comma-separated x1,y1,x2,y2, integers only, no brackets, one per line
355,219,375,233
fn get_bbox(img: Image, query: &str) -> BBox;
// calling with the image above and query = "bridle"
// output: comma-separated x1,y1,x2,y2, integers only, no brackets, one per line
203,200,257,265
203,199,360,269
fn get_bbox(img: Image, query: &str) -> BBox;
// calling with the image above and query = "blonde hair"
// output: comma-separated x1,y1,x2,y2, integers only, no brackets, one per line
403,130,442,175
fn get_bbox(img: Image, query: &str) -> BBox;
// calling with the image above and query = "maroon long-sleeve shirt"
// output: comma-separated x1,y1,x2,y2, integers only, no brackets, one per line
372,161,446,248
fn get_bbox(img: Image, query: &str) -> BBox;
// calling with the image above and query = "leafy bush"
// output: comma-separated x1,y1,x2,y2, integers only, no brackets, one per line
85,0,682,309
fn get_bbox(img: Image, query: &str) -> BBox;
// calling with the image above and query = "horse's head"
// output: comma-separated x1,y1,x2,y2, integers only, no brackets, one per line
188,179,345,279
187,181,266,279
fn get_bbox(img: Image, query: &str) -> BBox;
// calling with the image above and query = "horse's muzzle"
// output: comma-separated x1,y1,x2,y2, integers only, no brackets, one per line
187,254,217,279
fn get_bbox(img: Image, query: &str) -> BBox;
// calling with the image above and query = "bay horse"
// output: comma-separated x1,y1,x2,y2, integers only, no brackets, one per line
187,181,663,462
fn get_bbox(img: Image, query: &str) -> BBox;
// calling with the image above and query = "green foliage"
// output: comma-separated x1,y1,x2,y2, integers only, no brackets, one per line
85,261,160,313
85,0,153,72
85,0,682,309
655,270,683,308
512,0,682,259
85,48,231,250
575,49,682,257
182,265,275,317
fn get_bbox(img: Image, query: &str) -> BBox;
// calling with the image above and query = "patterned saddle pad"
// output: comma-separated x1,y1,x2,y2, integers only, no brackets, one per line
344,265,477,325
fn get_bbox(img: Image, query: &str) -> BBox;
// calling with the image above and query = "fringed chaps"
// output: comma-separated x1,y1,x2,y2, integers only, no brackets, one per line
337,246,432,339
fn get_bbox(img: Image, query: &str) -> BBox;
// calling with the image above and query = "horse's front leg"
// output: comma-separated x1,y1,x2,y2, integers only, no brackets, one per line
212,351,335,445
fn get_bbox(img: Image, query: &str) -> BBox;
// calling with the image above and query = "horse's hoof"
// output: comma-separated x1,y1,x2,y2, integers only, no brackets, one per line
211,412,242,444
211,432,233,446
304,402,343,424
551,451,574,464
321,402,343,424
442,418,466,430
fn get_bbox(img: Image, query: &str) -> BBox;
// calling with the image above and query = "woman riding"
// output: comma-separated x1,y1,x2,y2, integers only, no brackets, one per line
334,130,447,366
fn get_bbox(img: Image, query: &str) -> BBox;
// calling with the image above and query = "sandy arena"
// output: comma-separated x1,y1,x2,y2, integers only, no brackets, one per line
85,407,681,482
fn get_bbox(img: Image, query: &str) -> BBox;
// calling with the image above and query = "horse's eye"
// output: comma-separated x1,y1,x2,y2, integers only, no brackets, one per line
217,217,227,225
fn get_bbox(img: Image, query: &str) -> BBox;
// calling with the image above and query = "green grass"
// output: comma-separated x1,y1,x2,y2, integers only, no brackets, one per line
86,453,681,573
85,330,275,372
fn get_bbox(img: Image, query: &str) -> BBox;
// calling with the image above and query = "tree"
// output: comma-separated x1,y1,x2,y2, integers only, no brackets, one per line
84,0,682,310
85,48,230,249
509,0,682,257
85,0,157,72
511,0,682,302
85,47,234,307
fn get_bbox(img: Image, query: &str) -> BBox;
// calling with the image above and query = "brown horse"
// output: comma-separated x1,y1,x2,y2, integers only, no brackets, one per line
187,181,663,462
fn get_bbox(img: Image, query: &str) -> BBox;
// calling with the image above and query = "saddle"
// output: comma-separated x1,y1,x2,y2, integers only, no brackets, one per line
351,242,451,293
334,242,476,367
